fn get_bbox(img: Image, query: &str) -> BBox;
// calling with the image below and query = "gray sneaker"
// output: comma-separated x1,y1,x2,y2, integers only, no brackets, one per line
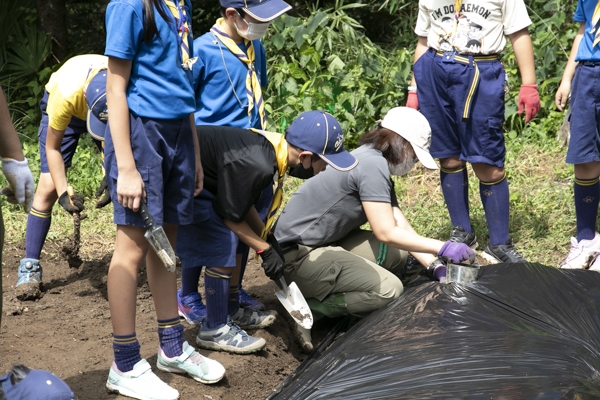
197,319,266,354
231,307,277,329
449,226,478,249
482,238,526,264
16,258,43,301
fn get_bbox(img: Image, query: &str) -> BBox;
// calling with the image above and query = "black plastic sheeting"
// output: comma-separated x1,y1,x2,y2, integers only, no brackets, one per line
269,263,600,399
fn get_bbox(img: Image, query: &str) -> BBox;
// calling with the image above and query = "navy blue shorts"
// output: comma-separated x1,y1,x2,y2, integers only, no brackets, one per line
176,190,238,268
38,91,102,173
104,113,195,227
566,63,600,165
414,48,506,167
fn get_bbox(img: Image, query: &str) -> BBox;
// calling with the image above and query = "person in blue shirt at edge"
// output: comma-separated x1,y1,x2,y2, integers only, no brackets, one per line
176,0,292,326
555,0,600,271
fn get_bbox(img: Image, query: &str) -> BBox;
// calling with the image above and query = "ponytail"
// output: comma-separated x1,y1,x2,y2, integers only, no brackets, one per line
142,0,172,43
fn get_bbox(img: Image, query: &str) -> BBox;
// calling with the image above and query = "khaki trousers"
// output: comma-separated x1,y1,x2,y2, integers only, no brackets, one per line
283,230,406,319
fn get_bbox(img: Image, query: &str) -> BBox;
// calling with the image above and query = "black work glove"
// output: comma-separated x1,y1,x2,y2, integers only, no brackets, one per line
266,232,285,260
257,245,284,281
94,176,111,208
58,190,85,214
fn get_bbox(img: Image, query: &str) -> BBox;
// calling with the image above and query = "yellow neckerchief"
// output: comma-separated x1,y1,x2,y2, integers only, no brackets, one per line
592,1,600,47
250,128,288,239
211,18,266,129
164,0,197,70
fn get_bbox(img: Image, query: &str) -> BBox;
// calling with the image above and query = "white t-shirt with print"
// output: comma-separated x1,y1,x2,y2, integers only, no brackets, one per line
415,0,531,55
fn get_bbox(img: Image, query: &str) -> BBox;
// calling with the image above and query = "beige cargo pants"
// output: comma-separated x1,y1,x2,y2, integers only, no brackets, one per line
282,229,407,319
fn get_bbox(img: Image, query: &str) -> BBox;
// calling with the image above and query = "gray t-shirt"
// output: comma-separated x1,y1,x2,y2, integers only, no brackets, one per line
275,145,398,246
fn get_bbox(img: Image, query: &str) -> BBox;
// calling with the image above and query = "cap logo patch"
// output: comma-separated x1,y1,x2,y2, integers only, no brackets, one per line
334,133,343,152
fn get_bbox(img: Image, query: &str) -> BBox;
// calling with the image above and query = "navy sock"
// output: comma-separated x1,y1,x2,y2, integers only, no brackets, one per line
480,173,510,246
25,208,52,259
440,166,472,233
158,318,184,358
237,243,249,291
228,285,240,316
113,333,141,372
574,177,600,242
180,266,202,297
204,268,232,330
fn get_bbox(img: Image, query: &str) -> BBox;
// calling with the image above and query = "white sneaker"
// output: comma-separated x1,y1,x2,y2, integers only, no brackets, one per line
106,359,179,400
157,341,225,384
559,233,600,269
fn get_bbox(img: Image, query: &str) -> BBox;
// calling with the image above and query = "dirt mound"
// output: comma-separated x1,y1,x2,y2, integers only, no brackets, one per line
0,237,335,399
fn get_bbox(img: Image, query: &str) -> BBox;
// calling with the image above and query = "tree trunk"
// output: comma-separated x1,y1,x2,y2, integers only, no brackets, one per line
37,0,69,63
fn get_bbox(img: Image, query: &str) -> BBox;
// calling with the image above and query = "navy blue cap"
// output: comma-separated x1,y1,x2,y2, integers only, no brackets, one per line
85,69,107,141
1,370,74,400
286,111,357,171
220,0,291,22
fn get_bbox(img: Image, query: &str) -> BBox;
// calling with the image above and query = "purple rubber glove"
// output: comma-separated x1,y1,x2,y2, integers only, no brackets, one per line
438,241,476,264
426,259,446,282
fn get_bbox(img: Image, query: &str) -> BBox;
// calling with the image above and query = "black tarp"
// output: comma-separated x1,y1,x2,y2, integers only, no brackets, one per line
269,263,600,399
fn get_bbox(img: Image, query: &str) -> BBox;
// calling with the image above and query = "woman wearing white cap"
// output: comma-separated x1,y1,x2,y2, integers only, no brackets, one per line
273,107,475,352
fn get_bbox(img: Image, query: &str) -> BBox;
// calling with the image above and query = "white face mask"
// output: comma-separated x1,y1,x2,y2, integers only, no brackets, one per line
389,158,417,176
234,13,270,40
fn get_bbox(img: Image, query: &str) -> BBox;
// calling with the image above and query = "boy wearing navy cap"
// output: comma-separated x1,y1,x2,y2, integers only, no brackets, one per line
0,365,74,400
176,110,357,354
178,0,292,325
16,54,108,301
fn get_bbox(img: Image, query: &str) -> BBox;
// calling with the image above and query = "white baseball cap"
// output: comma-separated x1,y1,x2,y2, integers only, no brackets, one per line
380,107,438,170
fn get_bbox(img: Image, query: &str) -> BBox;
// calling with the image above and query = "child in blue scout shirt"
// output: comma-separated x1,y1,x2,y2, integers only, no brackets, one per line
103,0,224,398
177,0,292,326
555,0,600,270
15,55,107,301
407,0,540,264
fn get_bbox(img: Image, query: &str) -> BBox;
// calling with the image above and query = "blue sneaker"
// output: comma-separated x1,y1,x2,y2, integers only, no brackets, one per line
17,258,42,287
177,290,207,325
239,287,264,311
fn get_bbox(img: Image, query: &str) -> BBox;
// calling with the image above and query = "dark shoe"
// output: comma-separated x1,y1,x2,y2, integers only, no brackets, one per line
482,238,526,264
449,226,478,249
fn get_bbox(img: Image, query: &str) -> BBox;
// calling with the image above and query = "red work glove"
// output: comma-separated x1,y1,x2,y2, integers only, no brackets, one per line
517,84,540,124
406,90,419,110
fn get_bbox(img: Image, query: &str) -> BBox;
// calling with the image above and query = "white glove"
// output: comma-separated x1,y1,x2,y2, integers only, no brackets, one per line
1,157,34,213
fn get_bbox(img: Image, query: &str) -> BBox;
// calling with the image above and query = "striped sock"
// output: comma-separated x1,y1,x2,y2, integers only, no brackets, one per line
25,208,52,259
157,318,184,358
440,166,472,233
480,172,510,246
113,333,141,372
204,268,232,330
228,285,240,316
574,176,600,242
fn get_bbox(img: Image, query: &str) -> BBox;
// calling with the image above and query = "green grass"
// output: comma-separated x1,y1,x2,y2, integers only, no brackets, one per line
1,138,576,267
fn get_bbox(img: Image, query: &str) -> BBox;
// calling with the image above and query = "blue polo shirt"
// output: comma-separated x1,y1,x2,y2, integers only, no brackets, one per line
574,0,600,61
105,0,195,119
192,32,267,128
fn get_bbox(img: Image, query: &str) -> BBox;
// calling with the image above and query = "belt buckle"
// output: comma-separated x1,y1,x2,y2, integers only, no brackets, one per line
441,51,455,63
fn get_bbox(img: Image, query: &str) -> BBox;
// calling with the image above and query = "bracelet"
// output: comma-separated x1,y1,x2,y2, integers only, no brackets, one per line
408,85,417,92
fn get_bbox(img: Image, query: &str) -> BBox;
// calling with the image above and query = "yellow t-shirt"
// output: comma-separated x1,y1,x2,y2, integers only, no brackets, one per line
44,54,108,131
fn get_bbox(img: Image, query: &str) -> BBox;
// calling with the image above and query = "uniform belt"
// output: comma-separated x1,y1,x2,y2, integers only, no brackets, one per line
580,60,600,67
434,50,498,121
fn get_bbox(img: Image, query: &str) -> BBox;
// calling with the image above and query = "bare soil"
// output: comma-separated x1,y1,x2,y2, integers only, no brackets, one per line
0,236,335,400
